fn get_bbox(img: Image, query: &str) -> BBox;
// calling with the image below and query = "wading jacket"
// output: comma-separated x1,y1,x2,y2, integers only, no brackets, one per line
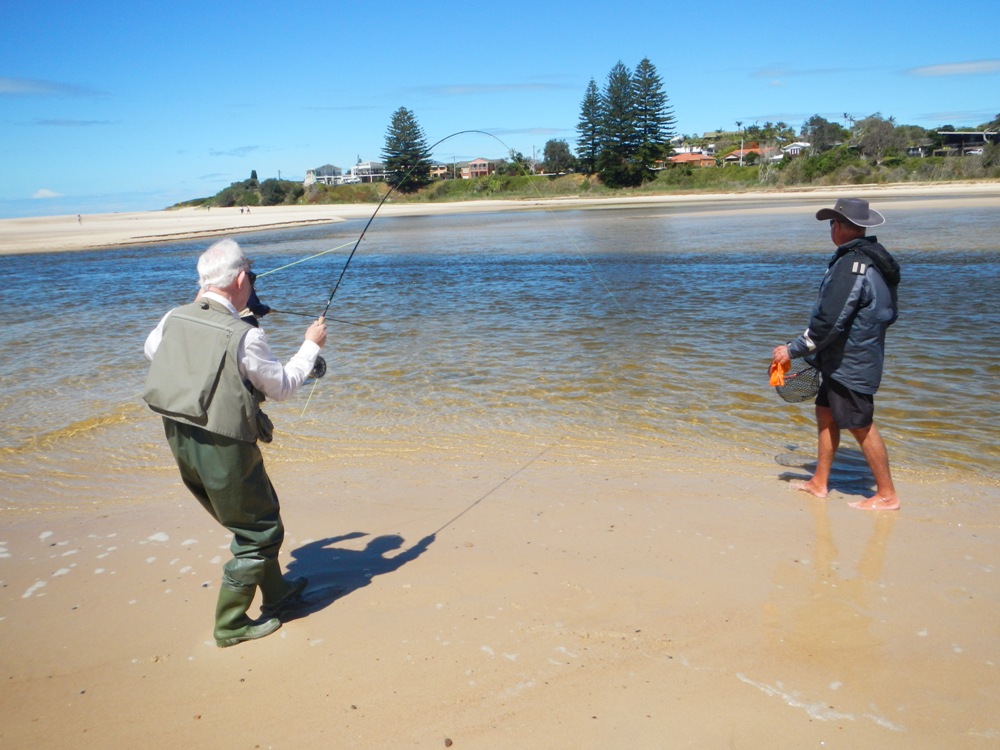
787,236,900,395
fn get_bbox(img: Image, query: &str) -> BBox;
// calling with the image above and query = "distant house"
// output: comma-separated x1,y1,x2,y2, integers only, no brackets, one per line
350,161,387,182
461,158,493,179
723,147,762,165
781,142,811,157
669,152,716,168
429,162,452,179
304,164,343,186
935,130,999,156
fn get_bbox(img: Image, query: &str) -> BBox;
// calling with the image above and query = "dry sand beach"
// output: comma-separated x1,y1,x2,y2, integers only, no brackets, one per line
2,184,999,749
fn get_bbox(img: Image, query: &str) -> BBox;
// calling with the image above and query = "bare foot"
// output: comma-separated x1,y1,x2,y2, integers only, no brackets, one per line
789,479,828,498
848,495,900,511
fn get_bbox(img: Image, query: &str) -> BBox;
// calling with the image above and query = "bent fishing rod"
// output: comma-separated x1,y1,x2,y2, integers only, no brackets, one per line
294,130,521,410
316,129,520,320
297,127,628,408
264,127,624,323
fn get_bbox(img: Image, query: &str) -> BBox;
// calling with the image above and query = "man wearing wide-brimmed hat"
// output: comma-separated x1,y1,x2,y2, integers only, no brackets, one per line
772,198,902,510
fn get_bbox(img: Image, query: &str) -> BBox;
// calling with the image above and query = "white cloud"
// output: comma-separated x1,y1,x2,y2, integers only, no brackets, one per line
32,189,62,199
0,77,99,97
412,82,571,97
909,60,1000,77
208,145,262,158
32,118,111,127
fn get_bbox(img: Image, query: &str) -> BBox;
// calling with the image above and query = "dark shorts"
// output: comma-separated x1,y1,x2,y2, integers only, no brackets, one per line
816,377,875,430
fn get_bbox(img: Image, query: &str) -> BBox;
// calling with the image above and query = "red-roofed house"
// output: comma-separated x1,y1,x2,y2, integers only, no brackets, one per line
669,152,716,168
723,147,762,165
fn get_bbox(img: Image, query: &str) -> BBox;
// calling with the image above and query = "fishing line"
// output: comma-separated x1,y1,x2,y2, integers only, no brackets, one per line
299,128,631,414
267,308,374,328
257,129,628,325
362,437,563,536
428,439,559,536
300,131,527,416
316,130,496,320
314,128,629,320
255,240,355,278
439,131,630,319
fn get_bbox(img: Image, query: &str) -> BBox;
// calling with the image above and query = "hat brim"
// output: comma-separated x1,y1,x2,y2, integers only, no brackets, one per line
815,207,885,227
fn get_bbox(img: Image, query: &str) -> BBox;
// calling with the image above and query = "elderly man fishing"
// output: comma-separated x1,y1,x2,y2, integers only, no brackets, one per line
772,198,901,511
143,238,327,646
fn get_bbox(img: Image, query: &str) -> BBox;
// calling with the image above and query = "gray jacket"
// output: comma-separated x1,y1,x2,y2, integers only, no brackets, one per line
787,237,900,394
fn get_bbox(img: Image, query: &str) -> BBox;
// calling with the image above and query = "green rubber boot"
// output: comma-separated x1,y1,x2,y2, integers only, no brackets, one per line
214,585,281,648
260,561,308,617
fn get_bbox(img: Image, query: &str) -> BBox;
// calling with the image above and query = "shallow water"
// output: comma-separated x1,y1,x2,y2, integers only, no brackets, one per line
1,201,998,506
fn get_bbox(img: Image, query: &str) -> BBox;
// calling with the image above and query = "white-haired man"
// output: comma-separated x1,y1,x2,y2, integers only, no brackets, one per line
144,238,327,646
772,198,901,511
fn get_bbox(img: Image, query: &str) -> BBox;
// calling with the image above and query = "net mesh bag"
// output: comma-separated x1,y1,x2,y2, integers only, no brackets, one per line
775,360,821,403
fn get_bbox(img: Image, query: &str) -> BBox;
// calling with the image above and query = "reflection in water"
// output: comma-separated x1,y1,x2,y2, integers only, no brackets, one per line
768,506,895,660
761,504,898,724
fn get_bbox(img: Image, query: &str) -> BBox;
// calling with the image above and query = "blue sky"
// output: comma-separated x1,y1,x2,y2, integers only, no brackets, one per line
1,0,997,218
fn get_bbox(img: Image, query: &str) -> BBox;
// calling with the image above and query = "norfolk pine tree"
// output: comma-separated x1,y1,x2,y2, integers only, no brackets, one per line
576,78,602,175
597,61,644,188
633,58,675,173
382,107,432,193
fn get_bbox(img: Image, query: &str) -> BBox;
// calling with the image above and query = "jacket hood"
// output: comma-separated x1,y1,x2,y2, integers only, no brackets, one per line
836,237,901,287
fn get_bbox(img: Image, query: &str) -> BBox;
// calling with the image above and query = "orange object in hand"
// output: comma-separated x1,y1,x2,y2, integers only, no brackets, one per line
769,359,790,387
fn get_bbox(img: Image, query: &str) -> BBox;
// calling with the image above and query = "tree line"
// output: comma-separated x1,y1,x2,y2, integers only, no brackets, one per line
380,58,677,192
185,61,998,208
378,58,998,193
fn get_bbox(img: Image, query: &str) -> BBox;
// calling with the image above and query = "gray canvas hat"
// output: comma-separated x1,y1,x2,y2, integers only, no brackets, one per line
815,197,885,228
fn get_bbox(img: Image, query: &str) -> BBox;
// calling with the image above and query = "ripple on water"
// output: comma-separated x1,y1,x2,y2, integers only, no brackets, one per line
1,206,998,506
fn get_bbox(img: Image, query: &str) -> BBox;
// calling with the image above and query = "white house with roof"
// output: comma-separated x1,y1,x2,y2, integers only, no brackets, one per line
781,142,811,157
349,161,388,182
304,164,343,186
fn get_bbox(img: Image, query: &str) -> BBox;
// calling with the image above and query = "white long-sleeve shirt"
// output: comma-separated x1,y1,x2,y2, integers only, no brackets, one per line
144,292,320,402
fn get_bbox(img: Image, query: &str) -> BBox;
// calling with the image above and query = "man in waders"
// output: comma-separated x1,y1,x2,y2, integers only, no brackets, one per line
144,238,327,646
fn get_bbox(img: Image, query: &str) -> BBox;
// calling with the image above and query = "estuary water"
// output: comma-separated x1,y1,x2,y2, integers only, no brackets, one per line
1,199,998,507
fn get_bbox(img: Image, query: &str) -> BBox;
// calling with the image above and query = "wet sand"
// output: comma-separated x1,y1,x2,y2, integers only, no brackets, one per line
2,181,999,255
2,183,999,748
2,437,998,749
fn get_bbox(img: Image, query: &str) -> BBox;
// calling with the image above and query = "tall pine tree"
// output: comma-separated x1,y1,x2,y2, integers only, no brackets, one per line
576,78,602,175
382,107,432,193
633,58,675,173
597,61,644,188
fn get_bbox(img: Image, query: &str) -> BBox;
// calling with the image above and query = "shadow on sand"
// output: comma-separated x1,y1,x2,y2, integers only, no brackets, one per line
775,445,875,498
277,531,435,622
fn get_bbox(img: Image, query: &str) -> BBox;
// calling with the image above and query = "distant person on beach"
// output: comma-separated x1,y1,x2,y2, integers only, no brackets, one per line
771,198,901,511
143,238,327,646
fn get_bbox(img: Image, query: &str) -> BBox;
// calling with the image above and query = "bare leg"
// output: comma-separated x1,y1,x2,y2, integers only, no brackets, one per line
847,422,900,511
792,405,837,498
